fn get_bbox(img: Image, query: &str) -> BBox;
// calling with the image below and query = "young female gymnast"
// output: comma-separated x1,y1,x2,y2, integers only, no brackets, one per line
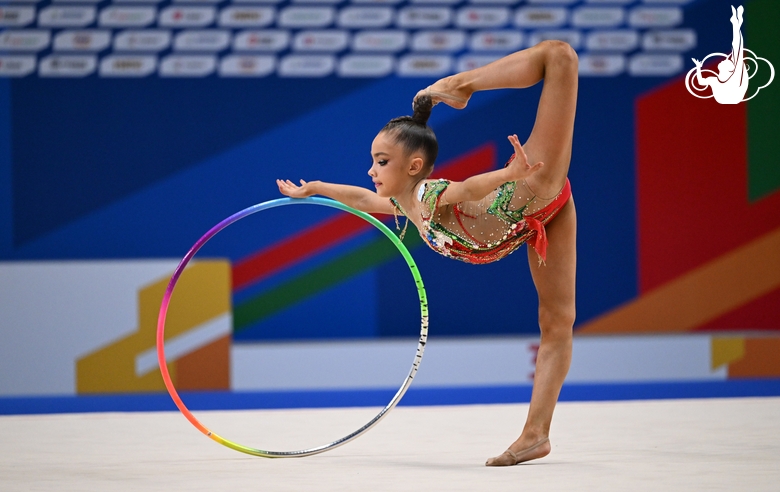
277,40,578,467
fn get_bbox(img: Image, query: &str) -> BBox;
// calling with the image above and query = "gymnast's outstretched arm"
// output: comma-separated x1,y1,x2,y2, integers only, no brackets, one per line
276,179,395,214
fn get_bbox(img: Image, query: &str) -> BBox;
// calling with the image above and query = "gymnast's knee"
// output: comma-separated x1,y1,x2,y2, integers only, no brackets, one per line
541,40,578,72
538,304,575,340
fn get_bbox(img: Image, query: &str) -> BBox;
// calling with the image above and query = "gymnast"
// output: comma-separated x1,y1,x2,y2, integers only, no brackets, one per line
277,40,578,466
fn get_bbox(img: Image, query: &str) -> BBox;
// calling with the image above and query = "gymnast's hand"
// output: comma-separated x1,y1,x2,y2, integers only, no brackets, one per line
505,134,543,181
277,179,316,198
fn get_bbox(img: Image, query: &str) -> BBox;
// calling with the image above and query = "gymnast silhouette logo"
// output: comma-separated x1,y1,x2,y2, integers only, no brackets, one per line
685,5,774,104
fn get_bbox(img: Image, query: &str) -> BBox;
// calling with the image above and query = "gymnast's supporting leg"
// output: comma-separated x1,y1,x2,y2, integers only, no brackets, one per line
484,198,576,466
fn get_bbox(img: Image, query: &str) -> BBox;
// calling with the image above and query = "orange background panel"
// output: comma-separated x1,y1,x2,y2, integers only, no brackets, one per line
175,335,231,391
729,338,780,378
77,261,231,394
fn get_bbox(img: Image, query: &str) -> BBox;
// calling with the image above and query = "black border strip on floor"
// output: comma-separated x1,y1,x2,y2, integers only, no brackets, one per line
2,379,780,416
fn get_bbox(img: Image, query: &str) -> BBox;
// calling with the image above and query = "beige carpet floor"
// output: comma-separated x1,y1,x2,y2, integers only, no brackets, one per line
2,397,779,491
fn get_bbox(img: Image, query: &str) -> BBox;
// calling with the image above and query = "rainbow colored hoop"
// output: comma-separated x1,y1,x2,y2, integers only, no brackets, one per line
157,197,429,458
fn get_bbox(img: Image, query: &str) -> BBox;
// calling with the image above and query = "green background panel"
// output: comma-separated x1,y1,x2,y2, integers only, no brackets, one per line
747,0,780,201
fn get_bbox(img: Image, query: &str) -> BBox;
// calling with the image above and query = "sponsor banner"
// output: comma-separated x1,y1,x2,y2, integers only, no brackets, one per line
469,30,522,52
278,54,335,77
571,7,625,27
470,30,522,52
642,29,696,52
526,0,577,4
278,7,335,28
219,54,275,77
39,54,97,76
528,30,582,50
628,7,682,28
113,29,171,52
293,30,349,52
397,54,451,76
455,7,510,29
337,54,394,77
0,29,50,51
628,53,682,76
514,7,567,28
352,30,407,52
218,7,275,28
585,29,639,52
53,30,112,51
642,0,694,4
158,7,216,27
397,7,451,29
99,55,156,76
456,54,500,72
351,0,404,4
0,7,35,27
159,54,216,77
38,6,97,27
0,55,36,76
579,54,625,76
468,0,521,4
99,7,156,28
411,30,466,52
337,7,394,28
233,30,290,52
174,29,231,51
585,0,633,4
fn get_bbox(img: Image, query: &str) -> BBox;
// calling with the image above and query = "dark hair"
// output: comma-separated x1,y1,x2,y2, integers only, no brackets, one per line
380,95,438,174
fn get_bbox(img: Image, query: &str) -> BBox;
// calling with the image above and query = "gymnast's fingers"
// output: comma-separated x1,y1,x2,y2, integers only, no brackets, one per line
508,135,528,163
508,134,523,152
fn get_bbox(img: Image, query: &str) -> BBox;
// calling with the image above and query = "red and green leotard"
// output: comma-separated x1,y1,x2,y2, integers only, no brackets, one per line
392,176,572,265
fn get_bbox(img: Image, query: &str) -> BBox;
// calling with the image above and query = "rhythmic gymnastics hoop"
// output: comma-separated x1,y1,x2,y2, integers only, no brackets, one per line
156,197,429,458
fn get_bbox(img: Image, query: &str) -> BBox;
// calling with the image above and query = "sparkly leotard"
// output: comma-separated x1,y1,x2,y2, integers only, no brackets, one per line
391,173,572,265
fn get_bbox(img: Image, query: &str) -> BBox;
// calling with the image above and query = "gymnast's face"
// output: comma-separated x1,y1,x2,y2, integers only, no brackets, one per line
368,131,419,198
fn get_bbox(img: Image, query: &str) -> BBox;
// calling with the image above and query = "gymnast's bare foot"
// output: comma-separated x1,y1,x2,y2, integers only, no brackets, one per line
485,433,551,466
414,76,471,110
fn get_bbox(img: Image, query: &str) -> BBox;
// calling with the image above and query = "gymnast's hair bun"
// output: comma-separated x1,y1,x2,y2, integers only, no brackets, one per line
412,95,433,126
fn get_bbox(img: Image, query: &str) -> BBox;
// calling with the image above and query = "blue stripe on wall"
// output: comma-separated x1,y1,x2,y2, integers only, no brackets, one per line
2,379,779,415
0,80,10,256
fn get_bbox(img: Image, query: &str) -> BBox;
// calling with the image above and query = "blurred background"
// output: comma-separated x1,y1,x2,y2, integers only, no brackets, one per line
1,0,778,413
